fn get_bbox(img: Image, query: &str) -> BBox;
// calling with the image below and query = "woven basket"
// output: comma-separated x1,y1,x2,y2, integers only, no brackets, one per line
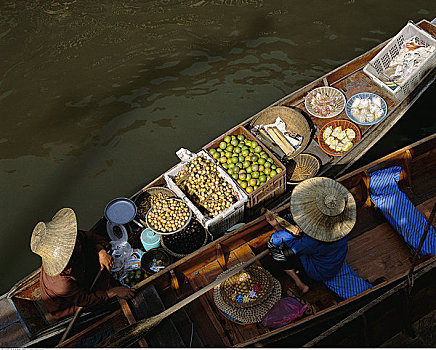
219,265,274,308
286,154,320,184
304,86,346,118
135,186,177,221
160,220,209,258
249,106,311,160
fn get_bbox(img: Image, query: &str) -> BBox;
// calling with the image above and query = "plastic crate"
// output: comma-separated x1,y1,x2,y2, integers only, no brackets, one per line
363,22,436,102
164,151,248,236
203,125,286,209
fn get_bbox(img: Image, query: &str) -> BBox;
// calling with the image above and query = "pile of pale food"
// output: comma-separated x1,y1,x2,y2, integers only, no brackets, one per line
349,95,384,123
381,36,435,87
323,126,356,153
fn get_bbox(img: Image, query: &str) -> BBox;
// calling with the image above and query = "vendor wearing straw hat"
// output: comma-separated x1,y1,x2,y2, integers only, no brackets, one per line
31,208,136,320
266,177,356,294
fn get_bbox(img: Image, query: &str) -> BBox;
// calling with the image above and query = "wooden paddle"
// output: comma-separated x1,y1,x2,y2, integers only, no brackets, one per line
97,249,269,348
58,269,102,345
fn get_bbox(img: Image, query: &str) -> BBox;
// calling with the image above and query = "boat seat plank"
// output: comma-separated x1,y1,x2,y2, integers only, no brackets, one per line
346,222,412,282
416,197,436,222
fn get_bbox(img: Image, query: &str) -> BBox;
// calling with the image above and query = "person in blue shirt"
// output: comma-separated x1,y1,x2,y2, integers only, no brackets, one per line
267,177,357,295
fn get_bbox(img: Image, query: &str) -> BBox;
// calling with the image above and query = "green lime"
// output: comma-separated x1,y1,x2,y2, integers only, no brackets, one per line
236,162,243,169
261,153,269,159
258,158,266,165
225,151,232,159
232,166,240,173
213,152,220,160
259,175,267,183
125,277,130,284
246,173,252,181
232,173,239,180
231,139,239,147
243,161,250,168
245,140,252,147
240,181,248,189
254,185,258,190
246,186,254,194
250,155,259,163
238,155,244,163
226,144,234,152
249,178,257,187
239,173,247,181
251,164,259,172
246,166,252,173
219,142,227,150
241,149,249,157
237,134,245,141
228,167,233,175
271,164,277,170
209,149,217,155
231,135,237,140
245,156,251,162
258,165,265,172
264,168,271,175
267,157,274,164
251,141,258,148
276,168,283,173
234,147,241,154
252,171,260,179
264,161,271,169
224,136,231,143
219,156,227,164
222,163,229,169
254,145,262,153
270,170,277,177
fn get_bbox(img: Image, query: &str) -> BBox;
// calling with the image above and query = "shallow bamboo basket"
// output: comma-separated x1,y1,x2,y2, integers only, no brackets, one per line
286,154,320,184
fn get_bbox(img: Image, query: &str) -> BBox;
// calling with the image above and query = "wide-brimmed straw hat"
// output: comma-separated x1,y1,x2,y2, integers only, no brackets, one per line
214,264,282,324
290,177,356,242
30,208,78,276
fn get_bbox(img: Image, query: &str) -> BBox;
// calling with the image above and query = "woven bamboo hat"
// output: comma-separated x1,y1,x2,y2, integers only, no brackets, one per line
290,177,356,242
30,208,78,276
214,264,282,324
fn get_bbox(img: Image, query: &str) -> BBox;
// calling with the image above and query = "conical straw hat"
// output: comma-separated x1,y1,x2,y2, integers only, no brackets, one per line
290,177,356,242
30,208,78,276
213,263,282,324
219,265,274,308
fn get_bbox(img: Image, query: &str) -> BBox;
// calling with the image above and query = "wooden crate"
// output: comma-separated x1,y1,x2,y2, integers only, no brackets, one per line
203,125,286,208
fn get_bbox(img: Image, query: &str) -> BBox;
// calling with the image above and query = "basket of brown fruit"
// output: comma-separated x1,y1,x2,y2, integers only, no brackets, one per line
146,198,192,234
160,219,209,258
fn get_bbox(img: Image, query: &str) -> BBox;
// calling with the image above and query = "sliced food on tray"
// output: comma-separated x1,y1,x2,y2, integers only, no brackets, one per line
323,126,356,153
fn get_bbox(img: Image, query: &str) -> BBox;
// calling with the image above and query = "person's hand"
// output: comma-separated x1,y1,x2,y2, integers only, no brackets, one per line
98,249,113,272
291,226,303,237
107,286,136,300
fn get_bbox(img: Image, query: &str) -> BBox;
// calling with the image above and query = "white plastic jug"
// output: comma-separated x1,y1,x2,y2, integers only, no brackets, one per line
106,221,128,243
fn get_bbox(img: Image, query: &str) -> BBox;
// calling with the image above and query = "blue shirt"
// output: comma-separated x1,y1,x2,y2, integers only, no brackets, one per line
271,230,348,281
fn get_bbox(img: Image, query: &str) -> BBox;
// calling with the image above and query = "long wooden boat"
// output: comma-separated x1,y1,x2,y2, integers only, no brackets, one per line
1,18,435,348
57,132,436,348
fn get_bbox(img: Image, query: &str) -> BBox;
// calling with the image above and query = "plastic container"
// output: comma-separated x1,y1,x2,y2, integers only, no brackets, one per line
140,228,161,251
164,150,248,236
363,22,436,102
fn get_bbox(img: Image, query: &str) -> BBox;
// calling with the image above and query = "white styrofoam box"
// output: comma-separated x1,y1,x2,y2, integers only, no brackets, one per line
164,150,248,235
363,22,436,102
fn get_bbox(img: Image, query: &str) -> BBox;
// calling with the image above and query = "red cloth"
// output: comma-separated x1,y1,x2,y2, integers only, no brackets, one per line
40,230,112,319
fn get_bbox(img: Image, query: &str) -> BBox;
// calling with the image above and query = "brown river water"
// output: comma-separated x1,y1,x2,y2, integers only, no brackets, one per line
0,0,435,293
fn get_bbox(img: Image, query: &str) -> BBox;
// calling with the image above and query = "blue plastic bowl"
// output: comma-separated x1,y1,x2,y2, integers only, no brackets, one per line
345,92,388,126
140,228,161,251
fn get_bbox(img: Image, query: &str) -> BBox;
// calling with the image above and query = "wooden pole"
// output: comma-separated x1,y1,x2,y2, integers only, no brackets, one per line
407,202,436,293
58,269,102,345
97,249,269,348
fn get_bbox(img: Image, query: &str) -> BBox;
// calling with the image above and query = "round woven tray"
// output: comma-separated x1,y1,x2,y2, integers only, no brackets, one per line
304,86,346,119
160,221,209,258
286,154,320,184
134,186,177,205
249,106,311,160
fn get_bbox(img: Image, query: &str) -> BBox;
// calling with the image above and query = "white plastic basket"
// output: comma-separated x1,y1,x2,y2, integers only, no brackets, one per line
164,151,248,236
363,22,436,102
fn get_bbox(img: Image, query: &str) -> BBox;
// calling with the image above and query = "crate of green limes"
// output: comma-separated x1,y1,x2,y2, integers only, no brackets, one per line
203,125,286,208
